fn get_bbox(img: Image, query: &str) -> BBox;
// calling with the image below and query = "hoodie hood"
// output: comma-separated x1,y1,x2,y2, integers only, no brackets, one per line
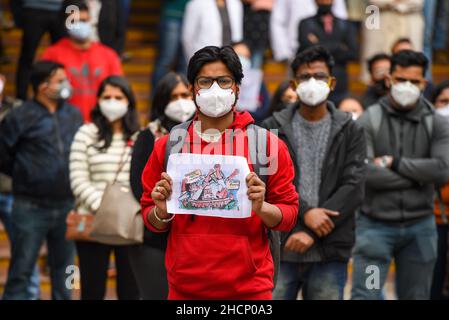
230,111,256,129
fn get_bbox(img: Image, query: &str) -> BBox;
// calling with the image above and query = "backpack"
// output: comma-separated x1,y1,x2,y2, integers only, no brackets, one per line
163,120,282,286
367,103,434,142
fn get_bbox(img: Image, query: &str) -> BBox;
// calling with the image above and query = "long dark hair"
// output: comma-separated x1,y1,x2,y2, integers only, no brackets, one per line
151,72,191,130
91,76,140,151
268,80,294,116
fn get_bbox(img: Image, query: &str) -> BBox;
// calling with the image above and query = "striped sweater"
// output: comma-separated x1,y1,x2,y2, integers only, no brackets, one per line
69,123,133,213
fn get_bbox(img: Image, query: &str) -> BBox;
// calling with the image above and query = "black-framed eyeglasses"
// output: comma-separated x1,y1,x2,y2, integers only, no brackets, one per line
391,77,422,86
195,76,235,90
295,72,330,83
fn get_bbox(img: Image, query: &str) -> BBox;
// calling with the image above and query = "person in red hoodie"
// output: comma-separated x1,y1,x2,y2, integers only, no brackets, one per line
141,46,299,300
41,0,123,122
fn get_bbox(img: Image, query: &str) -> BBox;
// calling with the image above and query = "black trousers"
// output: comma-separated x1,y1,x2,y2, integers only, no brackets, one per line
16,8,65,100
76,241,140,300
128,244,168,300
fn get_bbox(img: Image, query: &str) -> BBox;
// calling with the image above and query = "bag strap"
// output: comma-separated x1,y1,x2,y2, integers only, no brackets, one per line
112,140,133,184
424,114,434,140
368,104,383,138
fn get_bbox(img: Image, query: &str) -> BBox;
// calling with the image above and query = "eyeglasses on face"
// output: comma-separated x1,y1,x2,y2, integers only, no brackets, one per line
295,72,331,83
391,77,422,86
195,76,235,89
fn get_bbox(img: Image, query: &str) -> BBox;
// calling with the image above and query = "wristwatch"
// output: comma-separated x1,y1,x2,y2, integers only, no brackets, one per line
380,156,389,168
153,206,175,223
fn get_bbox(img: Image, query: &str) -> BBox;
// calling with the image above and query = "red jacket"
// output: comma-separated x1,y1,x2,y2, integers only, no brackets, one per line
41,38,123,122
141,111,299,299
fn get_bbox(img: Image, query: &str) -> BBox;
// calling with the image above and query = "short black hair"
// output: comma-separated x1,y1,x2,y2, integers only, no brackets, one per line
62,0,89,18
392,37,412,51
30,60,65,94
187,46,244,85
291,45,335,75
63,0,89,12
431,80,449,104
367,53,391,74
390,50,428,76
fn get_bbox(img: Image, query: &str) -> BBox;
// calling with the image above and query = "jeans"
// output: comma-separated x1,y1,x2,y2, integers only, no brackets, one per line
433,0,449,50
423,0,449,79
430,224,449,300
423,0,437,80
250,48,265,70
273,261,348,300
150,16,187,97
0,193,40,299
2,197,75,300
351,214,437,300
16,8,65,100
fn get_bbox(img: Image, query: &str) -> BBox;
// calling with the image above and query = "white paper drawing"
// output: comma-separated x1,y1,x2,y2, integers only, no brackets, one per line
166,153,252,218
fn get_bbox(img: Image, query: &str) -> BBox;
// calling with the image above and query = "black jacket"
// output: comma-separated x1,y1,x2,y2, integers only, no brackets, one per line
130,128,168,250
261,102,367,262
98,0,126,55
0,100,83,203
298,15,358,100
357,96,449,223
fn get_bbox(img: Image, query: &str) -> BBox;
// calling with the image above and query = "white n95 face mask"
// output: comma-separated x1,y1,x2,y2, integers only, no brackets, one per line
164,99,196,123
99,99,128,122
68,21,92,41
391,81,421,108
195,82,236,118
296,78,331,107
436,104,449,121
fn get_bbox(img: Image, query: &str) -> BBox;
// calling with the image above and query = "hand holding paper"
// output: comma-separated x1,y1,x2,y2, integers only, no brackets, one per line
166,153,252,218
151,172,173,218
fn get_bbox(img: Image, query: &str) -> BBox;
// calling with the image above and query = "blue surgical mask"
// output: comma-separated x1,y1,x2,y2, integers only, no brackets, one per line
238,56,252,71
68,21,92,41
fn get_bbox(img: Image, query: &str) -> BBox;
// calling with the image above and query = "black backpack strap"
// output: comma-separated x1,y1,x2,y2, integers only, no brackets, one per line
164,120,192,171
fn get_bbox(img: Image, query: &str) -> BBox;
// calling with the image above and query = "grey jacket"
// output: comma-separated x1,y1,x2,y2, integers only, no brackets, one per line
357,96,449,223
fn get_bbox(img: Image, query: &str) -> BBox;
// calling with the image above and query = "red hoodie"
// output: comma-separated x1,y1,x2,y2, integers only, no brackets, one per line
41,38,123,122
141,111,299,300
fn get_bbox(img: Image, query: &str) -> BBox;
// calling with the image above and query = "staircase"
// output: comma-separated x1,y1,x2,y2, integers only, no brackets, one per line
0,0,161,300
0,0,448,300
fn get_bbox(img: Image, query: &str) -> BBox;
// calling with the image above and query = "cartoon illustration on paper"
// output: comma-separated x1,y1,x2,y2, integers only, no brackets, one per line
178,164,241,210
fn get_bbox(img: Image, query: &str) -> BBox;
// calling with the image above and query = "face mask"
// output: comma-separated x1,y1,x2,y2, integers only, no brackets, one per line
99,99,128,122
436,104,449,121
47,80,73,100
317,4,332,15
164,99,196,123
296,78,331,107
391,81,421,108
68,21,92,41
239,56,252,71
195,82,236,118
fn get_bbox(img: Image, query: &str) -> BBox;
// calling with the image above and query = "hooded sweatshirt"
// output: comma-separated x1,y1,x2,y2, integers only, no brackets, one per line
140,111,299,300
41,38,123,122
